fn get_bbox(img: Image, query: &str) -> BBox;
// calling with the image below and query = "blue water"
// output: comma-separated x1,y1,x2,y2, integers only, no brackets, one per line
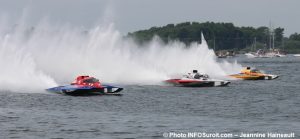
0,55,299,139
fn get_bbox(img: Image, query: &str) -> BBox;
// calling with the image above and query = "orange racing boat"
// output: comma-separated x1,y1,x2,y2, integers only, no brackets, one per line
230,67,278,80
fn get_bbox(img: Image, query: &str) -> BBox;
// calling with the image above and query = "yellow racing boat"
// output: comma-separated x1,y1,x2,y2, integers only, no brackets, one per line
230,67,279,80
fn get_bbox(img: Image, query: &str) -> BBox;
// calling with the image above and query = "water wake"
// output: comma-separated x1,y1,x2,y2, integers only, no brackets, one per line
0,18,241,92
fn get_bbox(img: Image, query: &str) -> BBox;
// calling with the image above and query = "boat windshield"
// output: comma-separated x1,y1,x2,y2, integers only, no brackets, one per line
83,78,99,83
202,74,209,79
251,69,261,73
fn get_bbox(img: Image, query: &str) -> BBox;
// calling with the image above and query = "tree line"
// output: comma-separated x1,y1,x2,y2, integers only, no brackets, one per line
128,22,300,53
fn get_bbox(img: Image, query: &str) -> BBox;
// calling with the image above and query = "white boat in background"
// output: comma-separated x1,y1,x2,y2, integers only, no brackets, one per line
294,54,300,57
275,53,287,57
245,52,257,58
245,49,273,58
245,23,286,58
245,49,286,58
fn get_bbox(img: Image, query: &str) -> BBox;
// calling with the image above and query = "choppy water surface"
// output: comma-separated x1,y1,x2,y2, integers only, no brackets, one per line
0,56,300,139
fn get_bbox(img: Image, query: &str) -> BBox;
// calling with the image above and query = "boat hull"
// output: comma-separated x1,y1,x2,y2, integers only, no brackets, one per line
165,79,230,87
46,85,123,96
230,74,278,80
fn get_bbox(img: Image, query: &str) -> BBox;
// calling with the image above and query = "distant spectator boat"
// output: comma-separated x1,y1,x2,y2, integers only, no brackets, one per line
294,54,300,57
245,49,286,58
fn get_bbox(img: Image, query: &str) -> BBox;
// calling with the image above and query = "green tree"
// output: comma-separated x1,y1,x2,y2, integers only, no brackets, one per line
127,21,298,53
274,27,284,42
289,33,300,41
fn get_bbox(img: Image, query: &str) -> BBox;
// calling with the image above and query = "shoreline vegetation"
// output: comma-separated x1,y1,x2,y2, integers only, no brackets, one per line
128,21,300,54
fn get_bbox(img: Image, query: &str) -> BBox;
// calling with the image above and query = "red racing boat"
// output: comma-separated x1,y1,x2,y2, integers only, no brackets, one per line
46,75,123,96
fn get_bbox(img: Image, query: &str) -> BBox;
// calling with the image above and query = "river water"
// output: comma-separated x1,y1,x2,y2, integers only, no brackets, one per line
0,55,299,139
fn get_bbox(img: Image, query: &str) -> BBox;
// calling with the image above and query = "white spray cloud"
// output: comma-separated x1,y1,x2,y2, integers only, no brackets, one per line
0,33,57,93
0,16,242,92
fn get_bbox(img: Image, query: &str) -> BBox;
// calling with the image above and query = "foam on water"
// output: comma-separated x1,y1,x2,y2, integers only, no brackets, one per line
0,17,241,92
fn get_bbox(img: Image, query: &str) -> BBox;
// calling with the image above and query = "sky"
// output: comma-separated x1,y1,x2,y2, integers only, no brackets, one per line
0,0,299,36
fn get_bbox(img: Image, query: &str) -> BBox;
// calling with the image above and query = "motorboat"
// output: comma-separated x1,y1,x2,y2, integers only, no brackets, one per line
230,67,279,80
165,70,230,87
46,75,123,96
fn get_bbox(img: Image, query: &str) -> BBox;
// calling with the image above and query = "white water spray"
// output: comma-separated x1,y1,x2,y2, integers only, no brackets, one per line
0,17,241,92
